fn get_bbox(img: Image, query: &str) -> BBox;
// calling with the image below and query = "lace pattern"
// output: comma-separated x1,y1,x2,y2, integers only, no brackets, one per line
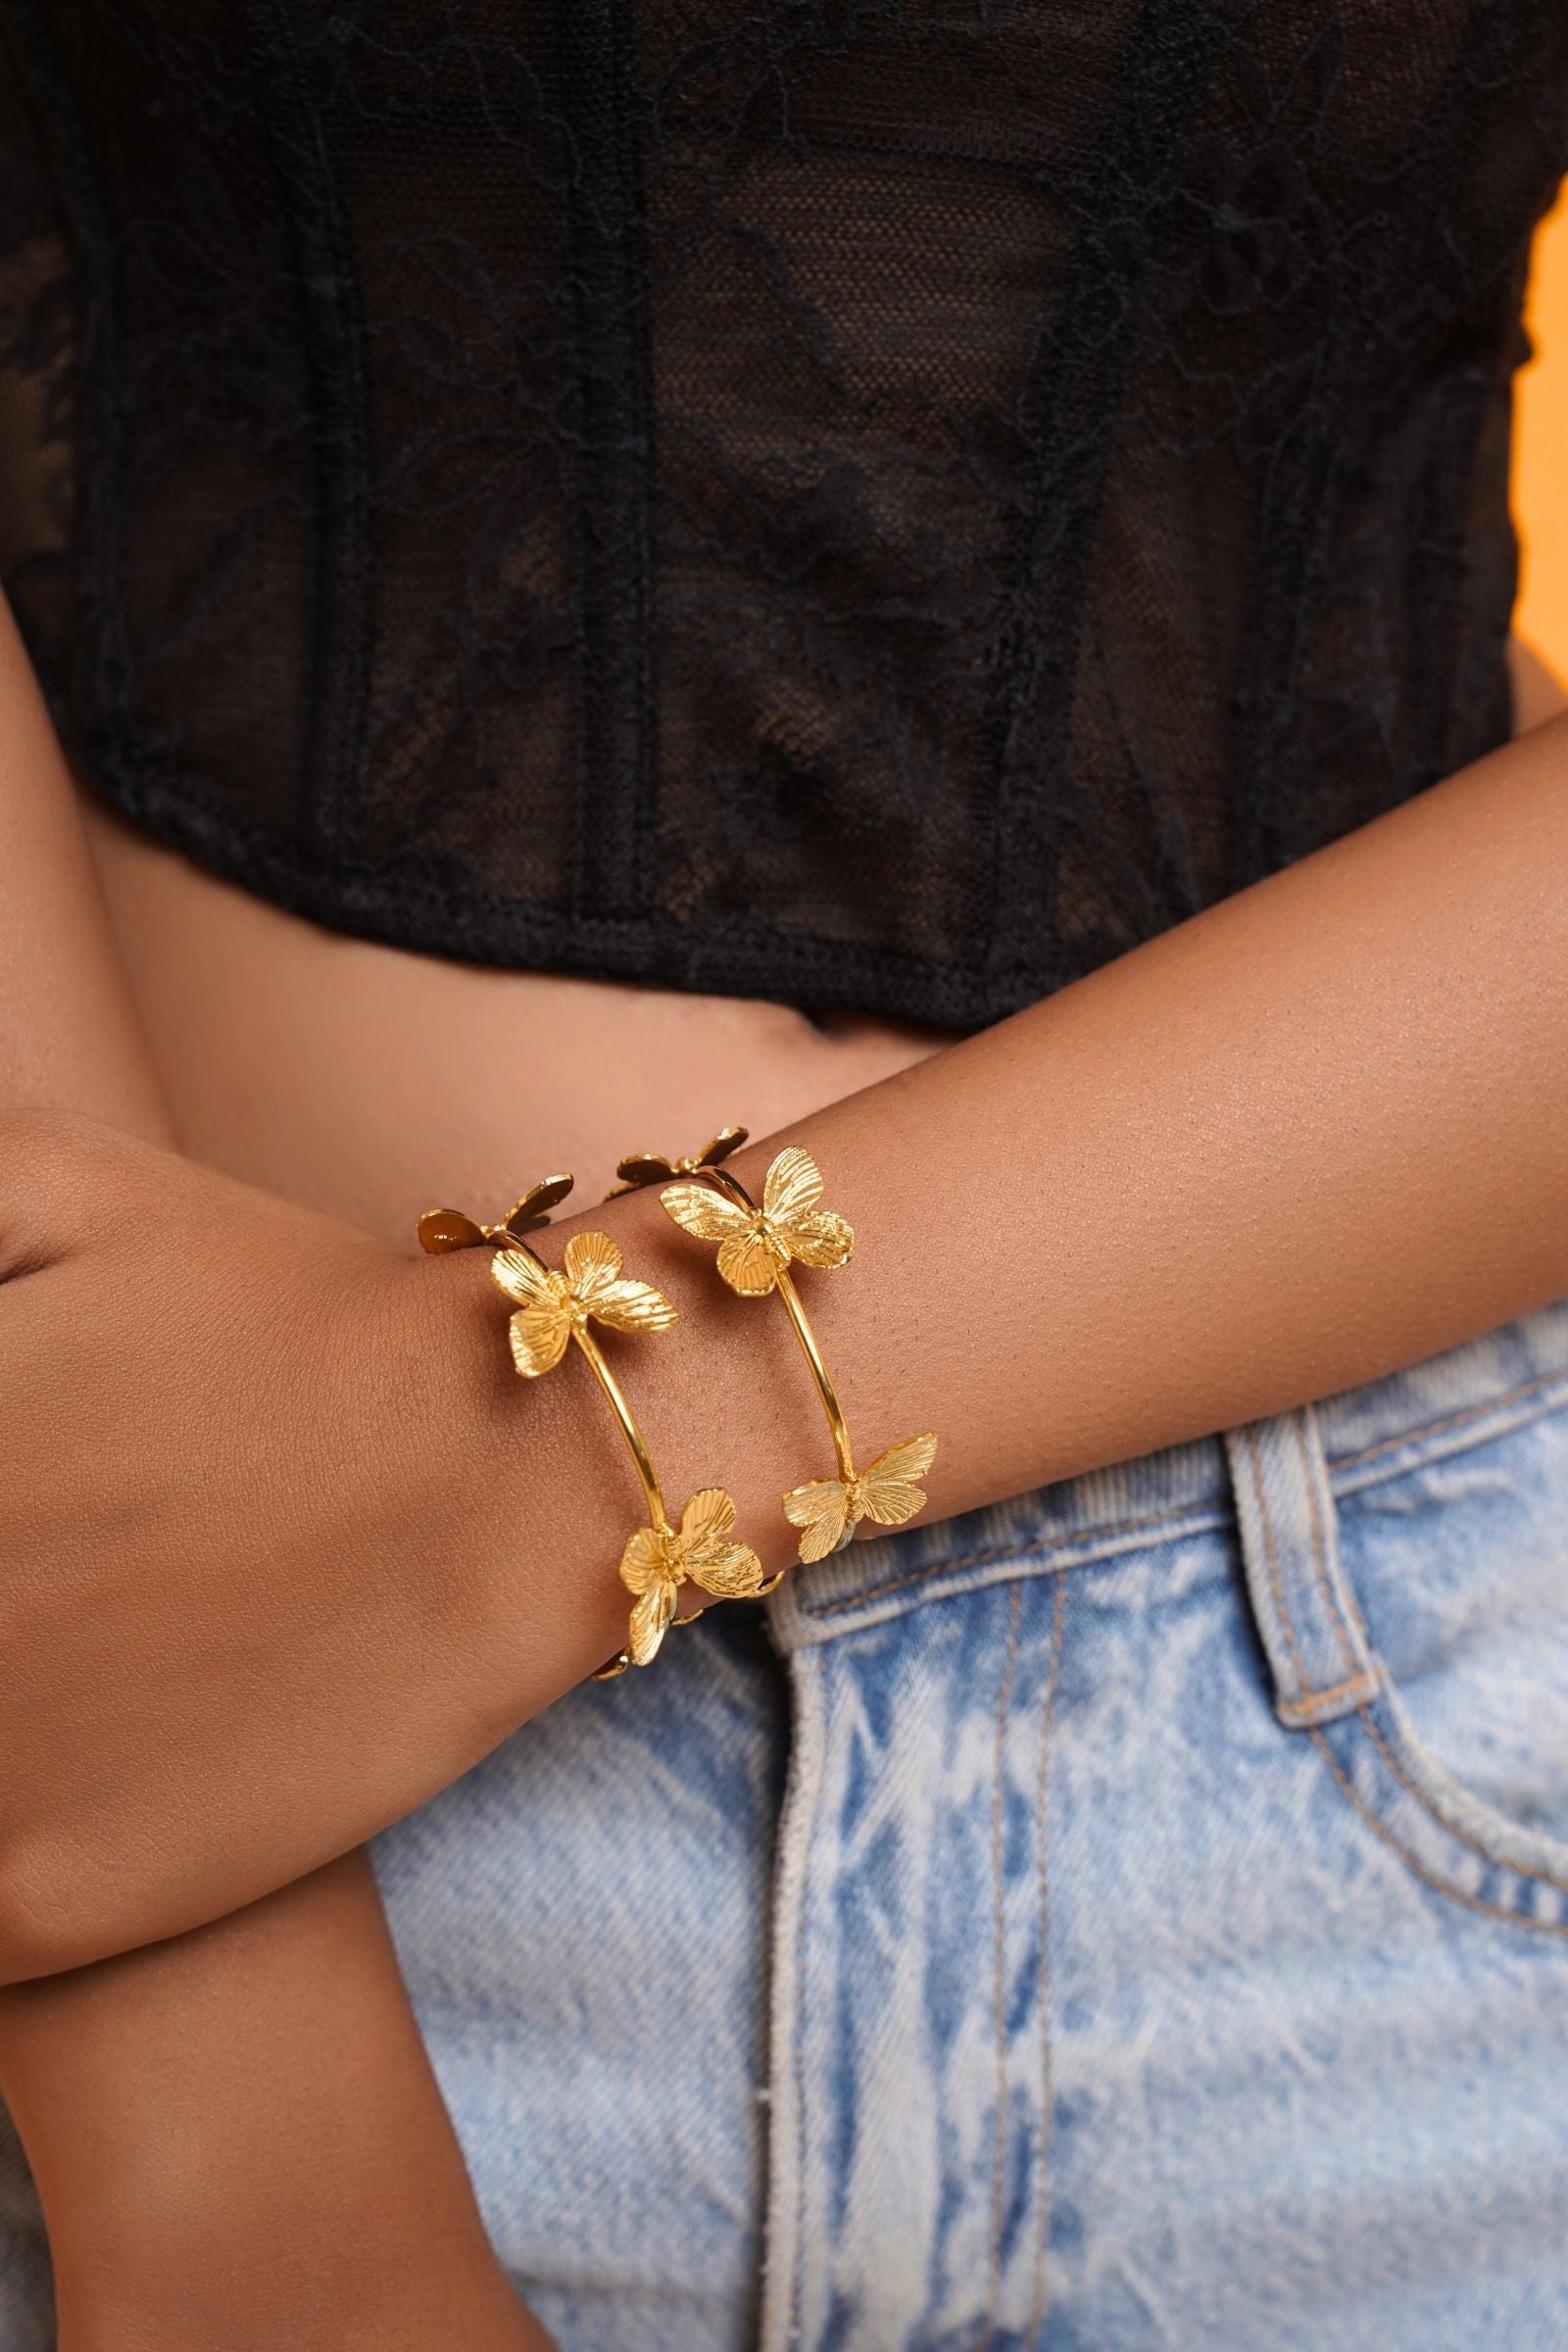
0,1,1564,1028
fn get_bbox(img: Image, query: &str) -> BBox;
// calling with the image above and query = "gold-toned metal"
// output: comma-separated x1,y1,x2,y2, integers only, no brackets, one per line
607,1125,749,1198
662,1144,853,1294
770,1260,855,1485
618,1487,763,1666
491,1229,679,1379
655,1142,939,1565
780,1432,940,1564
417,1174,575,1254
416,1177,767,1678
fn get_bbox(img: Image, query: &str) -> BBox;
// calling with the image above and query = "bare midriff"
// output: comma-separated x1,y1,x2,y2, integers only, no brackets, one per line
78,632,1568,1250
77,791,950,1248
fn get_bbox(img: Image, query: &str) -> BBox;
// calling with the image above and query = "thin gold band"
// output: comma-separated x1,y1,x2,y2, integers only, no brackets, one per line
700,1164,856,1486
651,1140,938,1566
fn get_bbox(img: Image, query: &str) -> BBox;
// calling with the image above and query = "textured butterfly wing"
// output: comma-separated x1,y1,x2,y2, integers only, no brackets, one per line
689,1540,767,1598
697,1126,749,1166
787,1208,855,1270
782,1477,855,1563
618,1525,671,1596
714,1228,785,1295
508,1304,571,1378
563,1229,623,1297
677,1486,738,1547
491,1247,560,1309
628,1578,678,1668
856,1432,939,1528
417,1206,486,1253
561,1230,676,1332
612,1152,676,1191
660,1182,750,1245
761,1146,824,1227
504,1173,574,1231
675,1487,763,1596
589,1279,679,1333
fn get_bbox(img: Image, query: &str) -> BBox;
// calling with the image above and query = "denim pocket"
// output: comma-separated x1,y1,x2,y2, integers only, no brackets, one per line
1332,1384,1568,1884
1228,1343,1568,1934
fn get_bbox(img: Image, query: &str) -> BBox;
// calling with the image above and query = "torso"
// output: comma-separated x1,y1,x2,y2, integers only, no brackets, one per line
79,634,1568,1249
11,4,1565,1167
78,789,948,1249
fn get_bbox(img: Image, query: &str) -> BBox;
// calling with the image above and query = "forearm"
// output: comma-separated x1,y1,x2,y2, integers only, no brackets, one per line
0,588,545,2344
483,698,1568,1655
4,650,1565,1974
0,1854,549,2352
768,699,1568,1501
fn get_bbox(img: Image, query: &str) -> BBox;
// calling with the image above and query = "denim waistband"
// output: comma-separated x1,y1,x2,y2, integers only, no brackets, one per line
769,1293,1568,1647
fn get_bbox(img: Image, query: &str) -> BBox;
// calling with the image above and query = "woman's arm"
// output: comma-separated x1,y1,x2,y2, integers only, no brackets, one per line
2,639,1566,1979
0,592,549,2347
0,1859,551,2352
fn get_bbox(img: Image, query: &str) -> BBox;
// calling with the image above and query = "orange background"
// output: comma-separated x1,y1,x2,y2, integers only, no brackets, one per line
1515,187,1568,666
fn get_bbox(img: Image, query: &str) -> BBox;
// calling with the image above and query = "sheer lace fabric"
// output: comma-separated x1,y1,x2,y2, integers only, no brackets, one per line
0,1,1564,1028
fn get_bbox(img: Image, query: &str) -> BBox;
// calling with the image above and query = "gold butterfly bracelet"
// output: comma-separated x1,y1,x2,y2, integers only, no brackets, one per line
612,1129,939,1566
417,1131,939,1683
416,1176,775,1678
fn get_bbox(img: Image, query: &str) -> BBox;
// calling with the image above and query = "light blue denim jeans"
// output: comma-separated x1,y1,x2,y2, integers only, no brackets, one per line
1,1299,1565,2348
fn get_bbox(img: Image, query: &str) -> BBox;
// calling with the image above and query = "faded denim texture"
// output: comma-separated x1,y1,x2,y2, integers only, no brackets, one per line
0,1301,1565,2348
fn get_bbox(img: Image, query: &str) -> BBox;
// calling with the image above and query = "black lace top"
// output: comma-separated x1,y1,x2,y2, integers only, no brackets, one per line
0,3,1564,1031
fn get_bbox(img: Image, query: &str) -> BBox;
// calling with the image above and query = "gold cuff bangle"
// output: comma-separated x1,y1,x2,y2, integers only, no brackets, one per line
416,1177,769,1678
612,1131,939,1564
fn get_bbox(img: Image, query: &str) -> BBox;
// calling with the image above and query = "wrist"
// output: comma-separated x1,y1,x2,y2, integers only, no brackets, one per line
56,2219,541,2352
434,1138,907,1682
1,1856,549,2352
437,1170,817,1652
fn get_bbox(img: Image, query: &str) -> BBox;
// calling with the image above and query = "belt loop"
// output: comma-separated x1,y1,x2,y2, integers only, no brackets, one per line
1223,1402,1382,1729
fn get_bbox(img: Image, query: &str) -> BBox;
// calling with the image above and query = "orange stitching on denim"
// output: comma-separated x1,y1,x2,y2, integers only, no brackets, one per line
1356,1706,1568,1898
803,1498,1214,1621
1243,1420,1310,1700
1327,1365,1568,1476
1294,1412,1361,1683
979,1581,1023,2352
1309,1730,1568,1939
1276,1669,1381,1725
1026,1576,1065,2352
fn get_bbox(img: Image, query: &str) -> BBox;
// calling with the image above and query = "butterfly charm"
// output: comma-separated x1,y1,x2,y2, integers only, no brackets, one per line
609,1126,749,1197
417,1174,575,1254
490,1230,677,1378
781,1432,939,1563
618,1487,765,1665
662,1146,853,1296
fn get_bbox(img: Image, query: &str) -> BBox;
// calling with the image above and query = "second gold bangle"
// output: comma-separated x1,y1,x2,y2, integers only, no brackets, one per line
612,1131,939,1564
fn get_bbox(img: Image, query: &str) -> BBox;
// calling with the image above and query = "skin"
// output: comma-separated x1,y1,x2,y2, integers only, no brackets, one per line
2,620,1568,1974
77,636,1567,1252
0,582,1565,2335
0,591,552,2347
0,1859,555,2352
79,779,945,1250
